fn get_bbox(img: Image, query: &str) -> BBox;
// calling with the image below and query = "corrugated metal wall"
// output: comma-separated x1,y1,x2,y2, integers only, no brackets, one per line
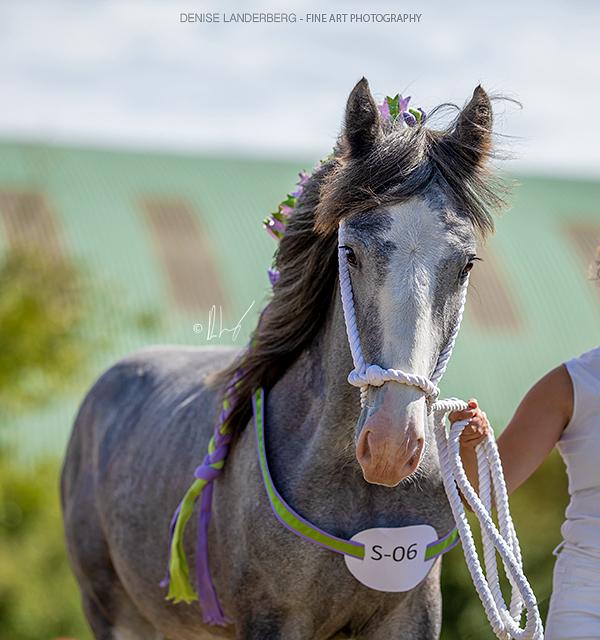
0,141,598,461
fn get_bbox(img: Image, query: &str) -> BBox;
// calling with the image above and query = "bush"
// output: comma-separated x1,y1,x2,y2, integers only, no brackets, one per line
0,250,99,415
0,453,90,640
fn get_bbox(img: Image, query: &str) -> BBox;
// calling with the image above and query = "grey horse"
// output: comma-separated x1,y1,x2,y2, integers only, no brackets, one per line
62,78,503,639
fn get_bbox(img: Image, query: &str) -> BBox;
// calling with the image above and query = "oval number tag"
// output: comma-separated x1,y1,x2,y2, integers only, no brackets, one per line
344,524,438,592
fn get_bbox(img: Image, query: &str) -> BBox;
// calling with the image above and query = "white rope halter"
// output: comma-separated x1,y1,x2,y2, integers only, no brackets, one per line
337,220,543,640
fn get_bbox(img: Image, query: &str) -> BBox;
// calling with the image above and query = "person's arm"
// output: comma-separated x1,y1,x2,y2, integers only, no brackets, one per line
451,365,574,495
494,365,573,494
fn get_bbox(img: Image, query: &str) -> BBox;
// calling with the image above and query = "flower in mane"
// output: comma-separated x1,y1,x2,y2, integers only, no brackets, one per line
263,94,429,283
219,82,503,439
263,170,310,242
264,93,428,253
378,94,427,127
264,170,310,285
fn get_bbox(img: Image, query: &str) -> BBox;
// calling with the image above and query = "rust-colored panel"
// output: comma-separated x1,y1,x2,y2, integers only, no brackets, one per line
467,246,521,331
142,198,227,314
0,190,62,259
565,222,600,282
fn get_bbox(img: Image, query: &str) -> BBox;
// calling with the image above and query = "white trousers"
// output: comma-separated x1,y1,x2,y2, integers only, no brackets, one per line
545,543,600,640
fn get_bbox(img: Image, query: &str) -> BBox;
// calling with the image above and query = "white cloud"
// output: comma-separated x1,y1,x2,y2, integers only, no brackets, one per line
0,0,598,177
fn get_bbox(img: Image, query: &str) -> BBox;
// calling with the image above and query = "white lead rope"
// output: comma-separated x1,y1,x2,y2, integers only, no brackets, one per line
338,221,543,640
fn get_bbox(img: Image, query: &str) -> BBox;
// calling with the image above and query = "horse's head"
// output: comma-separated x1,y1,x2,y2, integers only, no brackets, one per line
315,78,498,487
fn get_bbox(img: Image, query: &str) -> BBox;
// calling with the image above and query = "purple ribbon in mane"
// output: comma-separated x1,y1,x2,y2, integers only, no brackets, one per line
161,371,241,625
194,396,235,623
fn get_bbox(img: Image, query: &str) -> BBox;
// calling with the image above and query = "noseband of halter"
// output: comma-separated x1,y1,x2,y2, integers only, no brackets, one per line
337,219,467,408
348,364,440,403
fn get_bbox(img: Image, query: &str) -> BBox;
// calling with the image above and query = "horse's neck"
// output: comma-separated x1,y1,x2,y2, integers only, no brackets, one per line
260,290,449,537
270,288,357,437
264,292,371,513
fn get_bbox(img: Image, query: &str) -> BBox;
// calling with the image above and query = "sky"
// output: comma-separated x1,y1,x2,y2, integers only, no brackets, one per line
0,0,599,178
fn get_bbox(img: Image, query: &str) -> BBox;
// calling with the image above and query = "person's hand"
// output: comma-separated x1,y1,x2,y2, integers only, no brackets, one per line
449,399,491,449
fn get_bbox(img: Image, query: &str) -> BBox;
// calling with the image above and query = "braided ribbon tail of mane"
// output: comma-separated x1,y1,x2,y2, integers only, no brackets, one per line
160,375,240,625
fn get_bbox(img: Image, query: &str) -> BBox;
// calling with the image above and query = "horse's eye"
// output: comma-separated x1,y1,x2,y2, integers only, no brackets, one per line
460,256,477,281
344,246,358,268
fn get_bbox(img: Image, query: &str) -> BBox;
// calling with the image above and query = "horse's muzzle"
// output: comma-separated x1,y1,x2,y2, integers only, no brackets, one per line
355,388,425,487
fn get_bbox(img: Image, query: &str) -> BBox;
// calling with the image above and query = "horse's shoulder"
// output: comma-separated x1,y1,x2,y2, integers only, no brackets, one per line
71,346,237,471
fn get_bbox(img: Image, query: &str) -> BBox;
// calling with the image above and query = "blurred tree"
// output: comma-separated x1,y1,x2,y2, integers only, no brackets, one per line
0,245,167,639
0,455,91,640
0,249,101,414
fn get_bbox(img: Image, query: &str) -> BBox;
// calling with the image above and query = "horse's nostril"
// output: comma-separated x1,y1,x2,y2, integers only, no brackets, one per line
365,432,373,460
405,438,425,473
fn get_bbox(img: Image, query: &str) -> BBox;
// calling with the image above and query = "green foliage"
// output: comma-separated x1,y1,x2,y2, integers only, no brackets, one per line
0,250,100,414
0,453,91,640
0,244,171,637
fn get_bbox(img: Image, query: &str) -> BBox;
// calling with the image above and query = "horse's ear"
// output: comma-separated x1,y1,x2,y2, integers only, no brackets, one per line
341,77,381,159
448,85,493,170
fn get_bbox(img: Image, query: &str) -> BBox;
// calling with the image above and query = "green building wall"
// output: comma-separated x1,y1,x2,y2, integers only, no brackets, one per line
0,140,598,461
